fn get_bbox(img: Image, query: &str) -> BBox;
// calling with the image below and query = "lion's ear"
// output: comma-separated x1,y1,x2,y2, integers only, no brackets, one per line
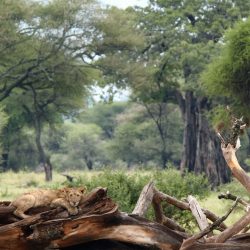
78,187,86,194
61,188,68,194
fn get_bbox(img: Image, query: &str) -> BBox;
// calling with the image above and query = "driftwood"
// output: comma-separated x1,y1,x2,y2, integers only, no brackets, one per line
1,115,250,249
0,187,186,250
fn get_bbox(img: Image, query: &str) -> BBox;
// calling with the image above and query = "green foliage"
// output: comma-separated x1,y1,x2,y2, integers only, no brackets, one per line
0,0,100,173
71,169,209,230
51,122,107,170
7,128,37,170
78,102,127,138
110,103,183,167
0,187,9,198
25,179,39,188
202,18,250,115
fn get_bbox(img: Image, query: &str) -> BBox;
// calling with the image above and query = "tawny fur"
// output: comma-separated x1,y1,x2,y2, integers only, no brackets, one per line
11,187,85,219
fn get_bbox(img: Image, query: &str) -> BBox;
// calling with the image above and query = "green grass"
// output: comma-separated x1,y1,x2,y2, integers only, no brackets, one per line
200,178,250,227
0,170,97,200
200,192,245,226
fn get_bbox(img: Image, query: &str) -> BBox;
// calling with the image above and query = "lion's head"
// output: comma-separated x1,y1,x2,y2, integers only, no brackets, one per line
63,187,86,207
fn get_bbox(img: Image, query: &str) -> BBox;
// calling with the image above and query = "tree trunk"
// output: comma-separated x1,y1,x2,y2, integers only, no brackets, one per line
178,91,230,186
1,152,9,172
44,156,52,182
161,150,168,169
84,156,93,170
34,118,52,181
180,91,197,172
194,97,230,187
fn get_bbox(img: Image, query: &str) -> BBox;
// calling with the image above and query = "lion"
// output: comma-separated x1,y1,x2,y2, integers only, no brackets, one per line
11,187,86,219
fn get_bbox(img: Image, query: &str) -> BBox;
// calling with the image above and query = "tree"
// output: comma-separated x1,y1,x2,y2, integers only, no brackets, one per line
202,17,250,115
0,0,100,179
110,103,183,168
78,102,127,139
65,123,104,170
94,1,250,186
135,0,250,186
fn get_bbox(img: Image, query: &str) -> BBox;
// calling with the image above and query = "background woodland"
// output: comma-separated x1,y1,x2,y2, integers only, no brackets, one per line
0,0,249,188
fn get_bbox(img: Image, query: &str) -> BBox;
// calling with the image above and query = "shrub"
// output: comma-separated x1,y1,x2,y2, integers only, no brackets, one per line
70,169,209,230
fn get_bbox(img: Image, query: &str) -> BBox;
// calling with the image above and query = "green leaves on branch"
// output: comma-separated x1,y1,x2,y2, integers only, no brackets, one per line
202,18,250,114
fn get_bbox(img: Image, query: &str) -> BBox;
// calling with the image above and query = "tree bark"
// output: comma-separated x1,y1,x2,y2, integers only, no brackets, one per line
27,85,53,181
180,91,197,172
194,97,230,187
178,91,230,186
34,118,52,181
0,187,186,250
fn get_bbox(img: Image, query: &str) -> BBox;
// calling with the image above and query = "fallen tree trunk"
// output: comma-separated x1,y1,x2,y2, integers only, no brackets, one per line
0,187,186,250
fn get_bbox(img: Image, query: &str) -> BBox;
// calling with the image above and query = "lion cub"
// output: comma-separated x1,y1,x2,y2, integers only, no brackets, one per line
11,187,85,219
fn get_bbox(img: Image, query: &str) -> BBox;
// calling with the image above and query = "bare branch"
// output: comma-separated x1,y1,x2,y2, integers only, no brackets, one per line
181,198,239,249
221,143,250,193
218,192,250,211
207,201,250,243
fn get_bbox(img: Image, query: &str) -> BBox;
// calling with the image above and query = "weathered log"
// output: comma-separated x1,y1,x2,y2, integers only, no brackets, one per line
187,195,208,231
132,181,154,217
0,187,187,250
1,185,250,250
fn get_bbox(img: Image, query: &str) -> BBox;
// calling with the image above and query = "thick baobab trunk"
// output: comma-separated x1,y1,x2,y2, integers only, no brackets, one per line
178,91,230,186
194,97,230,187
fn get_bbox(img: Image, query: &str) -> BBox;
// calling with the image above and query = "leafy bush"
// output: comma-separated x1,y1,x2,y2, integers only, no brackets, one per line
70,169,209,230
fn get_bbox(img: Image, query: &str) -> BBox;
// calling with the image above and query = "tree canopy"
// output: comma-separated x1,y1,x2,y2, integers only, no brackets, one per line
202,18,250,116
0,0,250,184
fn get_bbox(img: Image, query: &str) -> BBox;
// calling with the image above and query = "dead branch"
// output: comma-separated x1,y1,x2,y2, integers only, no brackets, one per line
217,114,250,193
218,192,250,211
181,198,239,249
152,193,186,232
241,225,250,233
221,143,250,193
208,210,250,243
132,181,186,233
132,181,227,234
132,181,154,217
154,188,227,230
187,195,209,231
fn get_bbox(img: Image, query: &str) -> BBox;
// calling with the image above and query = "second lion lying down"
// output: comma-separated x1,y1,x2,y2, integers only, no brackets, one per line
11,187,86,219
